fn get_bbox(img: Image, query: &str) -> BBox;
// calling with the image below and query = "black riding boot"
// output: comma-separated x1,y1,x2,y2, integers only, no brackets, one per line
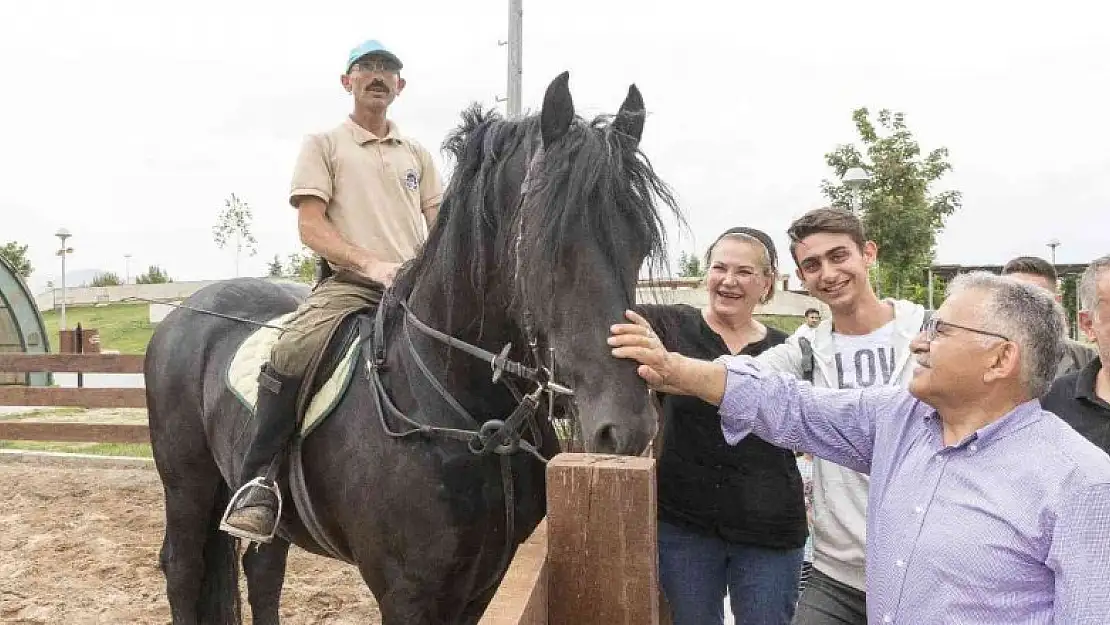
221,363,303,543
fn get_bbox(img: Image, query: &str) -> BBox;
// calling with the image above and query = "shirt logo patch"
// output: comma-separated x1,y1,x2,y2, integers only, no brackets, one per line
403,169,420,192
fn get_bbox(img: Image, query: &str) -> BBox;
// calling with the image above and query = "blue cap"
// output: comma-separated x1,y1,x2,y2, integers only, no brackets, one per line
346,39,403,72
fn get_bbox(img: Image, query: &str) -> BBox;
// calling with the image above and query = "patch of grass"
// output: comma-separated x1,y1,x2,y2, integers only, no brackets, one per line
32,304,807,357
0,407,87,421
39,303,153,354
0,440,152,457
757,314,805,334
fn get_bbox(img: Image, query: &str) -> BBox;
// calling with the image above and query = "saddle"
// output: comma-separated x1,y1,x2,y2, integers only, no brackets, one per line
225,313,363,437
225,310,367,561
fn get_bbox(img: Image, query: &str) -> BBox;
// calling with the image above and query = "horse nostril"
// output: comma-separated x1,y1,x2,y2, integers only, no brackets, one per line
593,423,620,455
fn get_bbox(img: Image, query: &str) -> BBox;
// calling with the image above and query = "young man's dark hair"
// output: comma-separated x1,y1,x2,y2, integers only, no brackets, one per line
805,308,820,316
787,207,867,264
1002,256,1058,284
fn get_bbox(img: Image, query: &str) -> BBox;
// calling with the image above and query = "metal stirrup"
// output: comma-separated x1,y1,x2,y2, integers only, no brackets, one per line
219,477,284,546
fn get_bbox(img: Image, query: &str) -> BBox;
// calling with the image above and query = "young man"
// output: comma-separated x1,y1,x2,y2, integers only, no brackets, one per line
1042,254,1110,455
1001,255,1095,378
754,207,927,624
792,308,822,342
220,39,443,542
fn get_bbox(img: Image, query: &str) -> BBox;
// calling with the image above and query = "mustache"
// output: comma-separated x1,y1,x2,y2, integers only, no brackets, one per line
366,79,390,91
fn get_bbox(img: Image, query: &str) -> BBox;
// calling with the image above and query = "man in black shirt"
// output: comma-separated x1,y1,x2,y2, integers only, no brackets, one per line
1002,256,1095,378
1042,255,1110,454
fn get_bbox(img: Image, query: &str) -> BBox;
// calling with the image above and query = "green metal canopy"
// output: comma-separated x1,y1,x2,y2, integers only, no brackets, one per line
0,254,51,386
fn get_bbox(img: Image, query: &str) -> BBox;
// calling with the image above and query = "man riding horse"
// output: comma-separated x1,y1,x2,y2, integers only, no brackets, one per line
221,39,443,542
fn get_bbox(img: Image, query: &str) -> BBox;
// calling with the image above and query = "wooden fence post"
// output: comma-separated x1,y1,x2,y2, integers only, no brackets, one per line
546,453,659,625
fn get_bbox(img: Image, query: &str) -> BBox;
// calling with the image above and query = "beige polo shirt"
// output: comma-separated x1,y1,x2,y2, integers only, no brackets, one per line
289,119,443,265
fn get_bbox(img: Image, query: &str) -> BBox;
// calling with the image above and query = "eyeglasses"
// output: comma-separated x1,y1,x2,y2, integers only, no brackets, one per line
923,316,1011,343
351,58,400,74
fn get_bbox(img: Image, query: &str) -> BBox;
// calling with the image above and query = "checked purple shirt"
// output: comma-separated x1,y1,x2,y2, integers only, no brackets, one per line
717,355,1110,624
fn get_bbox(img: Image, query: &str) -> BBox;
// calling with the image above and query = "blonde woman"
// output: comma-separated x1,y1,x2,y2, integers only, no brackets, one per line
638,227,805,625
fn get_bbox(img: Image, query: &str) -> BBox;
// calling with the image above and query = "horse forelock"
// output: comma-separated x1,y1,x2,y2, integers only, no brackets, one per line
394,103,680,335
517,117,679,326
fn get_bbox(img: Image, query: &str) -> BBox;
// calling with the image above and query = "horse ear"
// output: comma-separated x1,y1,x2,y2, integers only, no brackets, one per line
613,84,645,146
541,71,574,148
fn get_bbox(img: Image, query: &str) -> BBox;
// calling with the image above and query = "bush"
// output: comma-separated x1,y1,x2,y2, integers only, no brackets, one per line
88,272,122,287
136,265,172,284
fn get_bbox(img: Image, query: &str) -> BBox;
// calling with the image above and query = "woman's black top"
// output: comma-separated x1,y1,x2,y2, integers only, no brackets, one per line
638,304,807,549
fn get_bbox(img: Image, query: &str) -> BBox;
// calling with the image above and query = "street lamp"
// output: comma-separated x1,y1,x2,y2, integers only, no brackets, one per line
1046,238,1061,266
842,167,871,214
55,228,73,332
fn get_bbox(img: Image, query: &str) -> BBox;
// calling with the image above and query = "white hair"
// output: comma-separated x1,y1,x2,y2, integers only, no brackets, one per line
1079,254,1110,316
946,271,1066,398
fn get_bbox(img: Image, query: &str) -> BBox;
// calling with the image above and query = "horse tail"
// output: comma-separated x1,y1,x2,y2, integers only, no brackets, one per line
197,481,243,624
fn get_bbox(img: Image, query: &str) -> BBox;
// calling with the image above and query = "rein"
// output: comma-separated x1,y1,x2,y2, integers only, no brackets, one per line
362,142,576,600
365,141,573,460
364,142,577,599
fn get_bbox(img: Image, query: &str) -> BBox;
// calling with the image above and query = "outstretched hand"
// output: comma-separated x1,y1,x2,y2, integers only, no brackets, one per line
609,309,729,405
608,310,684,394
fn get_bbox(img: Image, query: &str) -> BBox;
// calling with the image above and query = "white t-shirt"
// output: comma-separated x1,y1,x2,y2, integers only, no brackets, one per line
793,323,817,342
831,321,897,389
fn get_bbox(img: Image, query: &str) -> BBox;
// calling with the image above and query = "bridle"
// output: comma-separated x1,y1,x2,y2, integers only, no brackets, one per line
364,143,574,462
362,141,576,598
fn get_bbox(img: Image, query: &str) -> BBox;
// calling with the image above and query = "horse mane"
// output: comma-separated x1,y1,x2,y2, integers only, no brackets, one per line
394,102,679,331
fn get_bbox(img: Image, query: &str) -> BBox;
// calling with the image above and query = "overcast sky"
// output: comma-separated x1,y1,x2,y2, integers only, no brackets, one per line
3,0,1107,294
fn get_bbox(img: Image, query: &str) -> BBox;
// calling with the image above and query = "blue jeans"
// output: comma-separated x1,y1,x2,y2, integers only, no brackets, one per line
659,520,804,625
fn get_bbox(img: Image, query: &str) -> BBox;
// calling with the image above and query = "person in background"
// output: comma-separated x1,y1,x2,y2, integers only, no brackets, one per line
638,227,805,625
792,308,822,342
795,451,815,596
1042,254,1110,455
1001,255,1095,378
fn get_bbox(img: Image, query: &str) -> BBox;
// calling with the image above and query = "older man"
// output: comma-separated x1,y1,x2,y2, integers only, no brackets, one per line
220,39,443,542
610,272,1110,624
1002,255,1095,378
1043,255,1110,455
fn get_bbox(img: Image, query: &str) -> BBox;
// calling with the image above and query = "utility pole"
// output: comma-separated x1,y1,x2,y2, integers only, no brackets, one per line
55,228,73,332
506,0,523,117
1047,238,1061,267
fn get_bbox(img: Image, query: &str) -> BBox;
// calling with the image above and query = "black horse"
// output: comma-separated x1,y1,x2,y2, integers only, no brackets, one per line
146,72,679,624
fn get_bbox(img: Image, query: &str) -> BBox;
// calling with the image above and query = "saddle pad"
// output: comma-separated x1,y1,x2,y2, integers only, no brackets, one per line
225,313,361,436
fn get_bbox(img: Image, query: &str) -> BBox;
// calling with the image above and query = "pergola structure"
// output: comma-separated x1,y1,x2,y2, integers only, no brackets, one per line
0,255,51,386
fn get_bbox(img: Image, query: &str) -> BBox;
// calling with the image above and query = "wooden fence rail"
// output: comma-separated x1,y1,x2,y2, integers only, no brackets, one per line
0,353,145,373
0,353,148,442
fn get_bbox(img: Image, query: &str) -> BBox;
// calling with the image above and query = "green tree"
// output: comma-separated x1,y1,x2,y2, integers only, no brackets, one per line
267,254,284,277
821,108,961,301
89,272,122,287
285,247,318,282
136,265,172,284
213,193,258,277
0,241,33,277
677,251,705,278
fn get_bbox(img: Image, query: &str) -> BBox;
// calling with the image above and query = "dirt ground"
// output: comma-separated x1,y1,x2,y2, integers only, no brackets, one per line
0,461,381,624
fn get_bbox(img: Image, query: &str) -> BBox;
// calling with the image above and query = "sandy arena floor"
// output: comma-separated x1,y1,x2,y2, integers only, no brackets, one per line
0,461,380,624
